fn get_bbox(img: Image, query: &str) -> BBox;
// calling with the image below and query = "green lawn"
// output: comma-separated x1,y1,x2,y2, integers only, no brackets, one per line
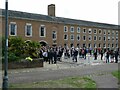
112,70,120,89
9,76,96,88
112,71,120,83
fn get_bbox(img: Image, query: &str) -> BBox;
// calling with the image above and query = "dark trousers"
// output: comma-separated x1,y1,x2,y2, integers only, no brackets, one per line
101,55,103,60
115,57,118,63
106,57,109,63
94,55,97,60
72,56,77,62
49,57,53,64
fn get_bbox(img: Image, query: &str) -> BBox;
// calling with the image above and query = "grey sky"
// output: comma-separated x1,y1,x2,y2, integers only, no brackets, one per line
0,0,119,25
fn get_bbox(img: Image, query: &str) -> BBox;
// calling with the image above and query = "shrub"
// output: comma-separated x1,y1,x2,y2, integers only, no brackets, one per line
2,37,41,63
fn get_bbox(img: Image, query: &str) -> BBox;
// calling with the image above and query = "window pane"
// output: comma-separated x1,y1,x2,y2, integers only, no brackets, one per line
41,27,45,36
52,31,57,39
10,24,16,35
77,27,80,33
26,25,32,36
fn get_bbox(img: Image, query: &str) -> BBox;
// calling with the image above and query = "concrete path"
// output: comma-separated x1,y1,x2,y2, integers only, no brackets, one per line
8,63,119,89
91,73,118,88
3,55,120,88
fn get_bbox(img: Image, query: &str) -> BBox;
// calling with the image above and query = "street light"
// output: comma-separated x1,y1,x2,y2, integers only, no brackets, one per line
2,0,8,90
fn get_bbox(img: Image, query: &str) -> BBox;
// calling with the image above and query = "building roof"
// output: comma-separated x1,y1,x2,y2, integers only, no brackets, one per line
0,9,118,30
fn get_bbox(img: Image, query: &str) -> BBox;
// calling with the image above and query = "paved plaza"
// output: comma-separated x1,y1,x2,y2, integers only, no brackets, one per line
43,54,120,70
6,54,120,89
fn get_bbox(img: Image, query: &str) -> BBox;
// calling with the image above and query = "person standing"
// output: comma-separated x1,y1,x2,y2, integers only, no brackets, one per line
81,49,85,59
94,49,97,60
72,48,78,62
48,48,54,64
42,49,48,62
53,48,57,64
100,49,104,60
114,50,119,63
84,48,87,59
106,50,110,63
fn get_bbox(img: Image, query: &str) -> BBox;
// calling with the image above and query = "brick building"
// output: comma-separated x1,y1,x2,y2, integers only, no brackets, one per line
0,4,119,49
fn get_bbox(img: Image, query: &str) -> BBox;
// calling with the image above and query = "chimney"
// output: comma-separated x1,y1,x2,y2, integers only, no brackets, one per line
48,4,55,17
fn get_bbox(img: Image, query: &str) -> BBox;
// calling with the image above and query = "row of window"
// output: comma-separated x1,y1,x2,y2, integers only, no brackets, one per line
64,34,118,41
64,26,118,35
9,22,119,42
64,43,118,48
9,22,58,39
9,22,46,37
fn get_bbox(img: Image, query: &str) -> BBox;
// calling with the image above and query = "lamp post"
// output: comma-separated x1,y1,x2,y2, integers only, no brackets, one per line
2,0,8,90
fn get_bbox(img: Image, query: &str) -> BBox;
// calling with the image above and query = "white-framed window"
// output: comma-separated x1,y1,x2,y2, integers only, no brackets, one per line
103,43,106,48
94,36,97,41
64,34,68,40
77,27,80,33
88,28,92,34
108,36,110,41
94,29,97,34
83,28,86,33
70,26,74,32
94,43,97,48
103,36,106,41
39,25,46,37
108,30,111,35
83,35,86,41
103,30,106,35
98,43,101,48
9,22,17,36
116,44,118,48
83,43,86,48
88,35,92,41
112,31,115,35
70,34,74,40
112,44,114,48
64,26,68,32
25,23,32,37
98,36,102,41
77,34,80,41
70,43,74,47
88,43,91,48
108,44,110,48
52,31,57,40
99,29,102,34
116,31,118,36
112,37,115,41
116,37,118,41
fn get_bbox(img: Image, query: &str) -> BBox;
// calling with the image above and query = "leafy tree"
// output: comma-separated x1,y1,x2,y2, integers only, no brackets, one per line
2,37,41,62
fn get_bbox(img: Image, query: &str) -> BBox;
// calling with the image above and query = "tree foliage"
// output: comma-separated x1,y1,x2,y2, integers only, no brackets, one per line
2,37,41,62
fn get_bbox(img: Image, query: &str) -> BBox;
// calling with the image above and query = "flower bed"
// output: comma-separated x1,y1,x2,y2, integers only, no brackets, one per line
2,58,43,69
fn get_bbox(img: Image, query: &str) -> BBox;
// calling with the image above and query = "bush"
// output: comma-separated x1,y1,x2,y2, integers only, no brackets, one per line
8,52,21,62
2,37,41,63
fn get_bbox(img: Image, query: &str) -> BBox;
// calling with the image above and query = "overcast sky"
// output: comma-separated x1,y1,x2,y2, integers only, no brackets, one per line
0,0,119,25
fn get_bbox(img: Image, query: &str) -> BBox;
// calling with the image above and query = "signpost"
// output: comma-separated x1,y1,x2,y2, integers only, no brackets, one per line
2,0,9,89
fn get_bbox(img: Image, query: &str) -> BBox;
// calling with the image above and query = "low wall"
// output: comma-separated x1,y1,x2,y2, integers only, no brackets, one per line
2,58,43,69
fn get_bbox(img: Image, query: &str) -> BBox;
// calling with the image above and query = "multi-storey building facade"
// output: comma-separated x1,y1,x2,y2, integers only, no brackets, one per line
0,4,119,49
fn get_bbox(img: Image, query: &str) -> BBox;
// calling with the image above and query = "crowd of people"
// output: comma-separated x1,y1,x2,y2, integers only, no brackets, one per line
39,46,120,64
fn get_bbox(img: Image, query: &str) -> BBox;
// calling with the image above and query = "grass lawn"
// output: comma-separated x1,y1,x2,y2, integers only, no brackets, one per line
112,71,120,83
112,70,120,89
9,76,96,88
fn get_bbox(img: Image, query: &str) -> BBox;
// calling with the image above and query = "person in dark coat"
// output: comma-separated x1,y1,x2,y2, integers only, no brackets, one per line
106,51,110,63
100,49,104,60
48,48,54,64
72,49,78,62
53,48,57,64
94,49,97,60
114,50,119,63
84,49,87,59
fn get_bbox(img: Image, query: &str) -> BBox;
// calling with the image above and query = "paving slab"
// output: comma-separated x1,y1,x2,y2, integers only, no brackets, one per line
91,74,118,88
